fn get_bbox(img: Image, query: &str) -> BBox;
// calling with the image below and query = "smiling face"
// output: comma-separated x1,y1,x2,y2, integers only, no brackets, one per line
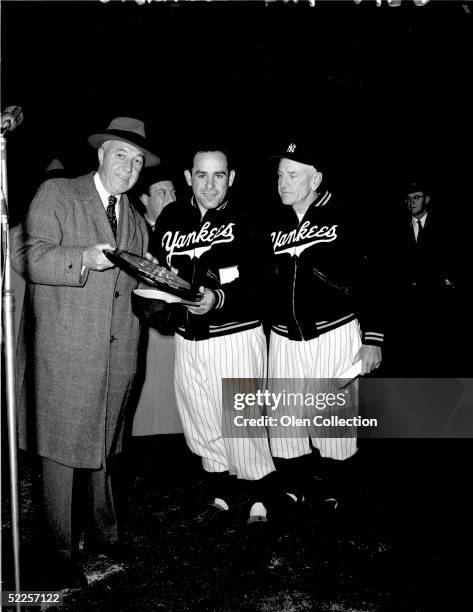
277,157,322,210
98,140,145,195
184,150,235,215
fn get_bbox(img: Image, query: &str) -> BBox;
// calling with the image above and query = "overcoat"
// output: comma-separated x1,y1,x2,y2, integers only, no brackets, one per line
13,173,148,469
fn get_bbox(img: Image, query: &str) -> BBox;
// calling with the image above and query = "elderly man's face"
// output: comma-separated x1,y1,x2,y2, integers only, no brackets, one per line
406,190,430,218
277,158,319,207
185,151,235,214
98,140,144,195
141,180,176,223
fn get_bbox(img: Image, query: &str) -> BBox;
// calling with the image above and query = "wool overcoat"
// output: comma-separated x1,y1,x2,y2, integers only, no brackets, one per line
13,173,148,469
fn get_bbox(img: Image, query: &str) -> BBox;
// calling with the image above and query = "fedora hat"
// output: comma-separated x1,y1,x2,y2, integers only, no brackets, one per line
88,117,160,167
45,158,64,173
140,163,176,193
44,157,67,179
404,179,431,196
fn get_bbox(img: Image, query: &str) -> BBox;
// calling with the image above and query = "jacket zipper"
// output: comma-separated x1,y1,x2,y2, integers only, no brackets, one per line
291,215,304,340
292,259,304,340
187,212,210,340
184,216,200,341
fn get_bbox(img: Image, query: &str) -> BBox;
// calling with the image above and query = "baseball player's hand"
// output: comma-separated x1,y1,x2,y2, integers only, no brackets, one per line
82,244,115,271
186,286,216,315
354,344,382,376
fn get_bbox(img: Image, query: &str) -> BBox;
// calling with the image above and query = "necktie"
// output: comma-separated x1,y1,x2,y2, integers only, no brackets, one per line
107,195,117,238
416,219,423,243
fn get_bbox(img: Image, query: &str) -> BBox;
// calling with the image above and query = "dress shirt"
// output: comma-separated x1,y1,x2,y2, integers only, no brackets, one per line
94,172,121,221
144,215,156,231
81,174,122,274
412,212,428,241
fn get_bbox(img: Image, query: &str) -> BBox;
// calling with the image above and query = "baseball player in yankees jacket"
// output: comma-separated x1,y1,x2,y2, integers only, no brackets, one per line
267,140,383,508
149,147,275,526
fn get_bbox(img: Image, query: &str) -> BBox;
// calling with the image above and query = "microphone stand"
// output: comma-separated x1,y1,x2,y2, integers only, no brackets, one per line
1,130,21,599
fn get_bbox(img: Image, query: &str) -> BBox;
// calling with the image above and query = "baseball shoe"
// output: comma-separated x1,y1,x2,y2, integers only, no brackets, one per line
303,473,341,509
195,502,233,534
247,514,268,525
267,490,306,530
246,502,268,526
320,495,340,511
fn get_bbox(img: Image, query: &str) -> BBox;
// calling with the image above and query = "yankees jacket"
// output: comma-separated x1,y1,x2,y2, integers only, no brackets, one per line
149,197,271,341
269,190,384,347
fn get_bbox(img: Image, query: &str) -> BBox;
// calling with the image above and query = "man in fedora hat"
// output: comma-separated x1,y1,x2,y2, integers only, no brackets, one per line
44,157,67,179
12,116,159,588
138,164,177,232
379,179,459,376
131,164,181,477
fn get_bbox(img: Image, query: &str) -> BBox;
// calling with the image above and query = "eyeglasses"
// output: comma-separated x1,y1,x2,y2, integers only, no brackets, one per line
405,194,424,203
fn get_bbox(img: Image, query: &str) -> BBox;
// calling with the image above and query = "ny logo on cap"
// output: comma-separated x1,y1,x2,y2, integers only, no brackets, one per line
287,143,296,153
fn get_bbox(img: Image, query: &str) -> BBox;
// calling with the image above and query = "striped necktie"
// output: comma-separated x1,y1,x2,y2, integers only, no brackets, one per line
107,195,117,238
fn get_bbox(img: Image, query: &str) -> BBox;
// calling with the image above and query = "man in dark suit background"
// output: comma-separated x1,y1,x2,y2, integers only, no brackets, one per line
12,117,160,588
381,180,458,377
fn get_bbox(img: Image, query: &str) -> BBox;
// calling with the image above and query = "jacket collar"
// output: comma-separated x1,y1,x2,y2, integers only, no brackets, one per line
190,196,229,213
310,190,332,209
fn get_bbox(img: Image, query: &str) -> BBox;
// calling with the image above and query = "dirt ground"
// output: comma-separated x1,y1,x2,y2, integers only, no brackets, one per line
2,437,471,611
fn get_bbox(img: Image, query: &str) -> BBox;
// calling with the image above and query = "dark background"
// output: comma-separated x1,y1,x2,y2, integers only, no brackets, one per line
2,4,472,606
2,0,472,225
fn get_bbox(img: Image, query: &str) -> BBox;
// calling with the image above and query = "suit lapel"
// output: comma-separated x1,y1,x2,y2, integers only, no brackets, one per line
118,194,137,251
76,173,138,252
408,217,417,248
77,173,117,245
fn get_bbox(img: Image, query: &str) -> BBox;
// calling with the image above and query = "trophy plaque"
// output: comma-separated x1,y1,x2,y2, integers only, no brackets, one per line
104,250,201,303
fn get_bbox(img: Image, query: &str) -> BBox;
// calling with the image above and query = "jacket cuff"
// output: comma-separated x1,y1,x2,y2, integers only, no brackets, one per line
63,247,88,286
214,289,225,310
362,331,384,347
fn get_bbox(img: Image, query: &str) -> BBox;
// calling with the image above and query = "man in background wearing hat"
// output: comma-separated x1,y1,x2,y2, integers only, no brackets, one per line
131,166,183,480
43,157,67,179
10,158,68,340
12,117,159,588
380,180,458,376
266,140,383,515
139,165,177,232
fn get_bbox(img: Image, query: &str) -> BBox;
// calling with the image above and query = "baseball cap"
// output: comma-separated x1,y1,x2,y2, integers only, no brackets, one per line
270,139,324,170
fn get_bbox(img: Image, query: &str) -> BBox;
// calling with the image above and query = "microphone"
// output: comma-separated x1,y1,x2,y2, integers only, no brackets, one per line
1,106,24,135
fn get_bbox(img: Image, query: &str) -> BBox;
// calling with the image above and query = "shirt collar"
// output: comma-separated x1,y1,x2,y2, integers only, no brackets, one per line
144,214,156,230
412,211,428,227
94,172,121,208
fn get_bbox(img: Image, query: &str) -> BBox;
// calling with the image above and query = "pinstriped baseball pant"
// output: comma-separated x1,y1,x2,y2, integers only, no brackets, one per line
174,326,275,480
268,320,361,461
